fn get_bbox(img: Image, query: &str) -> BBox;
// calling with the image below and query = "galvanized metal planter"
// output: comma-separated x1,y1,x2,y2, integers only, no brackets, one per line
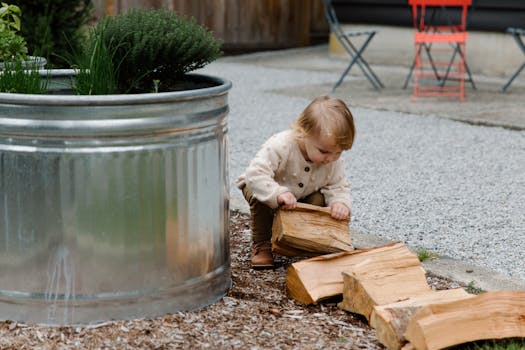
0,70,232,325
0,56,47,70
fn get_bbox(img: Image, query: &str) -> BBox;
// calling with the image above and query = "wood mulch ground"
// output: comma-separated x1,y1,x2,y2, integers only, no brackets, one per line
0,210,462,350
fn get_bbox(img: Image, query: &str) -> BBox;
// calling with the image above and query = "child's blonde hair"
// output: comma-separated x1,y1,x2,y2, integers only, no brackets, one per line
292,95,355,150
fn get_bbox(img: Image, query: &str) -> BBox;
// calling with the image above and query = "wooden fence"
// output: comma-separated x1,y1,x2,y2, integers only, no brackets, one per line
92,0,328,52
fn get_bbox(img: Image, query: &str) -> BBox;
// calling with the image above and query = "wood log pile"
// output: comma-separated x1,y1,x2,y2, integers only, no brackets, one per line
274,205,525,350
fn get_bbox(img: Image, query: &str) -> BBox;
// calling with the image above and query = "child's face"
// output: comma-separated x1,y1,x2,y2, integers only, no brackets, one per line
302,132,343,164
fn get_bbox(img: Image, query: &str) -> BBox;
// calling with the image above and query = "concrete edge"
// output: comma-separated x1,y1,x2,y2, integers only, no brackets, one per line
230,197,525,292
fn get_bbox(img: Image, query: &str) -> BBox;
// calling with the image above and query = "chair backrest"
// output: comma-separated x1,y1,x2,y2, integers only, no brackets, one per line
408,0,472,33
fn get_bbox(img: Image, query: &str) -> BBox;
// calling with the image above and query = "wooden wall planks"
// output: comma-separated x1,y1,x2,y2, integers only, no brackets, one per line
92,0,328,52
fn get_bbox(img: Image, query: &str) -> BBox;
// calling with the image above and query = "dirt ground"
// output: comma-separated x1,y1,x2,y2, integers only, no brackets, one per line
0,211,461,350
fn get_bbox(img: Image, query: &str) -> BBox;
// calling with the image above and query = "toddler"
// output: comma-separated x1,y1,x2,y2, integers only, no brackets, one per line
236,95,355,269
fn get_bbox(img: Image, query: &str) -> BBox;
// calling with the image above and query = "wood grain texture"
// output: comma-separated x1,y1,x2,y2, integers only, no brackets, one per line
338,244,430,321
272,203,352,257
404,291,525,350
92,0,324,50
370,288,473,350
286,242,407,305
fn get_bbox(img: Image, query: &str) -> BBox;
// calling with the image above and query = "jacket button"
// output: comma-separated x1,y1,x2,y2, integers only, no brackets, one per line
298,183,304,188
304,167,310,172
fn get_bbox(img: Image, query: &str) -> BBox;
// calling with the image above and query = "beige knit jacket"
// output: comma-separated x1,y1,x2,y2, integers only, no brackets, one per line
236,130,351,209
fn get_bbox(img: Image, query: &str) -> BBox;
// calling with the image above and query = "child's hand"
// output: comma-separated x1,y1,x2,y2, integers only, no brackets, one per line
330,202,350,220
277,192,297,210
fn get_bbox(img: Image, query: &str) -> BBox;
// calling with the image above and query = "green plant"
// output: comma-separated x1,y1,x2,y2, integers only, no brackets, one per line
18,0,93,68
68,26,121,95
450,338,525,349
0,31,28,61
416,248,439,262
464,280,485,295
0,3,28,62
0,60,48,93
0,2,21,31
96,8,223,93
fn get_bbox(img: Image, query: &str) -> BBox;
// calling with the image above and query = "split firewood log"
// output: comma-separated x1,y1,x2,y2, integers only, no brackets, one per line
338,244,430,321
404,291,525,350
271,202,352,256
370,288,473,350
286,242,413,305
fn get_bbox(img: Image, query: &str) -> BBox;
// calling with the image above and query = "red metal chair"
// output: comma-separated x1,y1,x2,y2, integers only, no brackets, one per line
407,0,474,101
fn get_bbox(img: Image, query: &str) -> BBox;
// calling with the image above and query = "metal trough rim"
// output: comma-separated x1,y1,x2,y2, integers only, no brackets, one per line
0,70,232,106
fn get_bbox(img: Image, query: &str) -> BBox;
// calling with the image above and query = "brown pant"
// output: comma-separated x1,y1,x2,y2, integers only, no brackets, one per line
241,186,325,243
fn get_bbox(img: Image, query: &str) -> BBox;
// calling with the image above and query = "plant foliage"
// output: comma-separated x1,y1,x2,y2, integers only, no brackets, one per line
416,248,439,262
68,26,120,95
18,0,93,68
0,30,28,61
450,338,525,350
96,8,223,93
0,60,47,94
0,2,28,61
0,2,22,32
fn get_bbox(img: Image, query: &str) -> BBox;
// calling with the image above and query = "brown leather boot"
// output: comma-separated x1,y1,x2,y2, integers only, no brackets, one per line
251,241,274,269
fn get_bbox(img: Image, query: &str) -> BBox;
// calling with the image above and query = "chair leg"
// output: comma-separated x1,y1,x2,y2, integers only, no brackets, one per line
346,35,385,89
502,31,525,92
423,43,442,82
332,44,369,92
405,45,425,90
404,43,439,89
332,58,357,92
501,62,525,92
403,57,416,89
407,42,476,92
356,56,385,89
333,50,381,91
333,33,384,91
413,43,421,102
439,45,460,87
437,43,476,90
456,44,476,89
350,33,385,89
459,44,465,102
413,41,466,101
